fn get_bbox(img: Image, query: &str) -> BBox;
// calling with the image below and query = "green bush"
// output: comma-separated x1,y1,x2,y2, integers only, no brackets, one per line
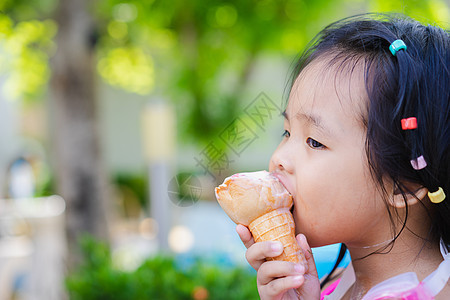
66,237,259,299
113,173,147,209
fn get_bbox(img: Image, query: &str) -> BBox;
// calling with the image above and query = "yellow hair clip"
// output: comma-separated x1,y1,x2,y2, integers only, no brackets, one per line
428,187,446,204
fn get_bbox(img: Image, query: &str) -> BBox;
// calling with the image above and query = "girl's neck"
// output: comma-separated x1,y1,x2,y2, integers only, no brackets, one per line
346,234,443,298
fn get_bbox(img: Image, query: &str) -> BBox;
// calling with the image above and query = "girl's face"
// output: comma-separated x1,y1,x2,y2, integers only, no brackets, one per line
269,57,391,248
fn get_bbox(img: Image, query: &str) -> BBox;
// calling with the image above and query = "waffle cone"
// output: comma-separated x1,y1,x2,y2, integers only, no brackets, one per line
249,208,305,264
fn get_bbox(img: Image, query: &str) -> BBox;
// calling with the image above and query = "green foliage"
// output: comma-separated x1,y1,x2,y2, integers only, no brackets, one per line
0,14,56,102
66,236,259,300
187,259,261,300
91,0,450,146
0,0,57,21
3,0,449,143
97,45,155,94
93,0,349,144
369,0,449,25
113,172,147,210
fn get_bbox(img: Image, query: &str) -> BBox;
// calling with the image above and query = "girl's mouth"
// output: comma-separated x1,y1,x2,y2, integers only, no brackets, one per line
271,171,293,196
271,171,296,213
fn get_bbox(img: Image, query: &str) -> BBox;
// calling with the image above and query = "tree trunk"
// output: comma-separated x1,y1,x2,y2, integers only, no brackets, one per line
49,0,109,268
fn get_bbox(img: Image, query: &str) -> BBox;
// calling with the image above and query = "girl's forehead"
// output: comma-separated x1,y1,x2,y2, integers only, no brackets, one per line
288,55,368,122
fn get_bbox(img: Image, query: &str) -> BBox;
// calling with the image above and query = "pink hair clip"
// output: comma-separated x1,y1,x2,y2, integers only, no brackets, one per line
401,117,417,130
410,155,427,170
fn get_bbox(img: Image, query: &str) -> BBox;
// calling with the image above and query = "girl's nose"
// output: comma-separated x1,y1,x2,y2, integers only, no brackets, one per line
269,143,293,174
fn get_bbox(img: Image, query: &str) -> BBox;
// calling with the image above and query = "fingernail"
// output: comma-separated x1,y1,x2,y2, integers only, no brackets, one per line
271,242,283,253
294,264,304,274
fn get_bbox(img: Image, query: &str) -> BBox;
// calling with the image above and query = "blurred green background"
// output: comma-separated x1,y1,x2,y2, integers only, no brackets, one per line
0,0,448,299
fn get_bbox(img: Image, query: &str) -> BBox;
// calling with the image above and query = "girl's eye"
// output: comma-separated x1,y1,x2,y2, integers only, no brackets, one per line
281,130,290,138
306,137,325,149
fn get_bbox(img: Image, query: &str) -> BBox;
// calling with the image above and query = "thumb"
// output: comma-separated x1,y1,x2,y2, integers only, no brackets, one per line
296,234,319,279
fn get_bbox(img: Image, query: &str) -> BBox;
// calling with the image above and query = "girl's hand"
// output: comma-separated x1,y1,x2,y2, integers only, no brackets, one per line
236,224,321,300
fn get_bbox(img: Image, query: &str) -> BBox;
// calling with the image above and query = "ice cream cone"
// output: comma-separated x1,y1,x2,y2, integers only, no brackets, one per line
249,208,304,263
215,171,306,266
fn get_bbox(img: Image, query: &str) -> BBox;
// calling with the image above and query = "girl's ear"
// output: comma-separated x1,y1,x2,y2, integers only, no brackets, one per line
390,183,429,208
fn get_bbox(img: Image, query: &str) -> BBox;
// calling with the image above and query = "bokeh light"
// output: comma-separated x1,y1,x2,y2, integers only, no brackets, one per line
168,225,194,253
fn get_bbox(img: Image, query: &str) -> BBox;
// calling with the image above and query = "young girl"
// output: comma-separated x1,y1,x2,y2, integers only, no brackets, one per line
237,14,449,299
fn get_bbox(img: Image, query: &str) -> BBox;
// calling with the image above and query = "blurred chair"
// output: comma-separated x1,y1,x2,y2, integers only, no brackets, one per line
0,196,67,300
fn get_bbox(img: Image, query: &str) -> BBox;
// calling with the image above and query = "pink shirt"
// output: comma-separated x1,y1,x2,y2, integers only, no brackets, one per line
320,279,341,300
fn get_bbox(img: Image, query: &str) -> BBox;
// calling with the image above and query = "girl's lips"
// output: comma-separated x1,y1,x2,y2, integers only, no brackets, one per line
272,172,297,216
271,172,293,196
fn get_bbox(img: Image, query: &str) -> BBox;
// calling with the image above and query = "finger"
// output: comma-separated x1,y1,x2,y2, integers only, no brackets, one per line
236,224,254,249
297,234,319,278
260,275,304,298
257,260,305,286
245,241,284,270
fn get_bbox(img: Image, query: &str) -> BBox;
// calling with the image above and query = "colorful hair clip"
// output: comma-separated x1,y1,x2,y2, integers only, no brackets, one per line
401,117,417,130
389,39,407,56
428,187,446,204
410,155,427,170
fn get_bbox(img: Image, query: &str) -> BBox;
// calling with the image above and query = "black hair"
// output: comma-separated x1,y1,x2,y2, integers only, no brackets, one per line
285,13,449,287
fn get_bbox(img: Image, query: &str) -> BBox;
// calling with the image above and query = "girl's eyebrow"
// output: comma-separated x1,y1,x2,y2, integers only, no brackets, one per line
282,110,334,137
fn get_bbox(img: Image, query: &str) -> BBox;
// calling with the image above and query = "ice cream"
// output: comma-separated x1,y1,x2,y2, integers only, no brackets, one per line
215,171,306,264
